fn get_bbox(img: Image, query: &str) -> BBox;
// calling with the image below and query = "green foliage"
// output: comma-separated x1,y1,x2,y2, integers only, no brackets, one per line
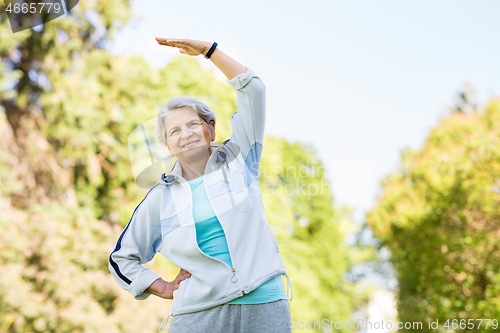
0,1,366,330
366,99,500,332
0,176,171,332
260,137,355,331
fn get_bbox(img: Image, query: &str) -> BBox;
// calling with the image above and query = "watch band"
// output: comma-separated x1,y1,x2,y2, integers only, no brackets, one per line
205,42,218,59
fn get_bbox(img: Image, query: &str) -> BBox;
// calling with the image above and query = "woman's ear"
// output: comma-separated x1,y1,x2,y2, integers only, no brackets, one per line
210,120,216,141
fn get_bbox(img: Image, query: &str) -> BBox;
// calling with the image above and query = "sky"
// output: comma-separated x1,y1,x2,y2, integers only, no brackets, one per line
108,0,500,223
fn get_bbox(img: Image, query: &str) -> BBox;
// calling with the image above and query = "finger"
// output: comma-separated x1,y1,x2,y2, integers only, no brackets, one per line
155,37,180,42
166,38,190,45
178,270,191,278
155,37,183,47
175,274,191,283
168,41,191,50
156,37,187,46
155,37,170,45
178,271,191,279
176,275,191,285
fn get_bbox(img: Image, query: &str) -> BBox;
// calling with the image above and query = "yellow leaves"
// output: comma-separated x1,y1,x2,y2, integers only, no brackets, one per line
453,271,468,284
87,154,103,186
16,91,29,110
2,313,16,330
483,97,500,130
44,55,57,71
98,132,115,146
109,55,129,69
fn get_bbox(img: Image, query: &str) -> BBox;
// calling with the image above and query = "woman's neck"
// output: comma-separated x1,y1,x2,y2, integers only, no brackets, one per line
180,146,213,181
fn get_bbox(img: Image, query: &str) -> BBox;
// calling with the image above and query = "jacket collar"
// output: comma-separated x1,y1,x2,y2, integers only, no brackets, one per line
161,159,183,185
159,142,228,186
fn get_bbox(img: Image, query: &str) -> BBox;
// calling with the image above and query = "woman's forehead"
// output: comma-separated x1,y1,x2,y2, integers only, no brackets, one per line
164,108,201,127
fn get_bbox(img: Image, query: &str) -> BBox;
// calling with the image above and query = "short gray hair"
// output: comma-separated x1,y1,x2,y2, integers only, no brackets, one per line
155,96,217,147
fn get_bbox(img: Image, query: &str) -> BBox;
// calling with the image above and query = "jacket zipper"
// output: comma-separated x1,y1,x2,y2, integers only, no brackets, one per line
186,179,244,292
161,181,246,330
215,159,245,293
191,215,242,294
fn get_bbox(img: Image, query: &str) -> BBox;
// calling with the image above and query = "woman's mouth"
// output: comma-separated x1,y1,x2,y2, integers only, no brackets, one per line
181,140,199,148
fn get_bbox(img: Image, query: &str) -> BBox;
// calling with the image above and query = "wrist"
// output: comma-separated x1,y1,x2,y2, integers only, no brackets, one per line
201,42,213,57
146,278,171,299
161,280,173,299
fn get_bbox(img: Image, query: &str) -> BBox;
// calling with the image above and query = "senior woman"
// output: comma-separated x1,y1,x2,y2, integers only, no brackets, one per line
109,38,293,332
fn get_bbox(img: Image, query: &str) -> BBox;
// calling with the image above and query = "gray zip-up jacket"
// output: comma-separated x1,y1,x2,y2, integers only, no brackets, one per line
108,67,293,328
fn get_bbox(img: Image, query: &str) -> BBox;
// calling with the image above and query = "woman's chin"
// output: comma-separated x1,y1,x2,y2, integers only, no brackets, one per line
175,144,209,160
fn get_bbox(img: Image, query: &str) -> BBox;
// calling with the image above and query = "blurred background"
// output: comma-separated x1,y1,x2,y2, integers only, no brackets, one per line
1,0,499,332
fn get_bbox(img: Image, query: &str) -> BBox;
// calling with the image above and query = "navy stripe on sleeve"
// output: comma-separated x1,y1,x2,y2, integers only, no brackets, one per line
109,184,160,285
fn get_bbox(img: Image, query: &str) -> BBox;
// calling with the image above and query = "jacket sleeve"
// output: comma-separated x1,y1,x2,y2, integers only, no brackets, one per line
108,186,163,300
228,67,266,176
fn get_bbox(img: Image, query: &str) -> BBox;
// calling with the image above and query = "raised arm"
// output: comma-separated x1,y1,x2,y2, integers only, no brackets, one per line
155,38,246,80
155,38,266,173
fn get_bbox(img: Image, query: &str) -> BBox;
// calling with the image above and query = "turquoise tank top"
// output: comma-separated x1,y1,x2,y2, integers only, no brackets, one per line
188,175,287,304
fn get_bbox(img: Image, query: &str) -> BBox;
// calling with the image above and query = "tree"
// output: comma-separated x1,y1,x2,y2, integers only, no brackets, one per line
366,98,500,332
452,81,478,115
0,0,131,208
259,137,356,331
1,2,365,330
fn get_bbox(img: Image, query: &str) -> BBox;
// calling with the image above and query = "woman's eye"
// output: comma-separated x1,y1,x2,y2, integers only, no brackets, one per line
170,129,179,136
189,122,201,127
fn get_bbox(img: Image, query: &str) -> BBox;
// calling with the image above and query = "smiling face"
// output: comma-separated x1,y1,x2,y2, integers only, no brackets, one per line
164,107,215,161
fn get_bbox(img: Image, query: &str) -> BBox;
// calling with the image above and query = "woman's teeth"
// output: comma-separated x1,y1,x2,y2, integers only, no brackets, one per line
183,141,198,148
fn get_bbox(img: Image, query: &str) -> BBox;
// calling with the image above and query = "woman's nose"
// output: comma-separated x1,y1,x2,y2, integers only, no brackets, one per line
180,126,194,138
